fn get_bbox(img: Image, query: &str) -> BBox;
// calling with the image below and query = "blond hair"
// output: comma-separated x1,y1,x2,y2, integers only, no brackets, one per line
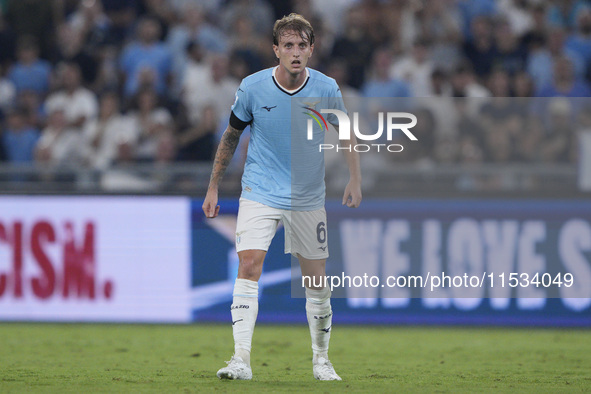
273,13,314,46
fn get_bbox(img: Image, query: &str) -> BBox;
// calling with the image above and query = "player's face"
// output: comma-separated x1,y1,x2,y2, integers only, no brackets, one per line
273,30,314,75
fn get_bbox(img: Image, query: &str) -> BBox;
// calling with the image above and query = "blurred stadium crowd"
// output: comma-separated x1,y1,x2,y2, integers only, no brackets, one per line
0,0,590,176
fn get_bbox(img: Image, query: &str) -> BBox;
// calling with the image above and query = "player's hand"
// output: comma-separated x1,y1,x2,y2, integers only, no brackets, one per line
202,189,220,218
342,179,362,208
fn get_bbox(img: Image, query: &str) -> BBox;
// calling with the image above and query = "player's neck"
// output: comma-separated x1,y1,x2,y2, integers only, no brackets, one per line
274,65,308,91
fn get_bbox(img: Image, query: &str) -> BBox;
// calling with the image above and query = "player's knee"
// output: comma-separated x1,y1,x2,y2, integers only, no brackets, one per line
238,254,263,280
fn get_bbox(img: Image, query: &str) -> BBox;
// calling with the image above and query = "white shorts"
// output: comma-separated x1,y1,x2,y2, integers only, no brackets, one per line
235,198,328,260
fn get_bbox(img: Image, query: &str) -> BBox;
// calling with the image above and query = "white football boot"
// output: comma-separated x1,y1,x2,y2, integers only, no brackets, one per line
313,357,342,381
216,356,252,380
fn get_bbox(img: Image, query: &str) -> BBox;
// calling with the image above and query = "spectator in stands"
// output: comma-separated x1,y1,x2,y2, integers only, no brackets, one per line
128,87,173,162
5,0,56,59
492,17,528,75
456,125,485,190
182,53,238,129
228,51,251,81
176,104,216,162
391,38,434,97
140,0,177,39
326,60,360,99
418,69,458,138
513,71,535,97
546,0,590,30
17,90,45,130
483,69,522,132
227,16,267,74
479,69,524,165
482,112,521,163
44,62,98,134
2,107,39,164
520,3,548,49
430,69,454,97
119,17,173,98
462,15,496,78
100,0,137,45
398,107,436,167
527,27,585,92
362,46,412,98
154,127,177,165
8,36,51,96
457,0,497,39
324,59,365,174
539,97,577,163
180,41,208,119
356,0,391,48
306,0,354,37
220,0,273,37
93,44,119,93
450,63,491,100
400,0,462,73
486,68,512,98
35,106,82,168
53,23,98,86
0,10,16,66
362,47,412,145
565,8,591,69
82,91,136,170
516,117,544,162
330,6,373,89
429,0,463,72
455,98,486,164
66,0,113,53
536,55,591,97
146,121,178,188
167,4,227,80
168,0,222,16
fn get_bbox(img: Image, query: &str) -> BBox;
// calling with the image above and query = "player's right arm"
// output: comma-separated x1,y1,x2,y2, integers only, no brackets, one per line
203,79,252,218
202,124,245,218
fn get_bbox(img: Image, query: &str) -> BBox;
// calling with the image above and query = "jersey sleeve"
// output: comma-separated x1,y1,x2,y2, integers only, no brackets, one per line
326,81,347,127
229,80,252,130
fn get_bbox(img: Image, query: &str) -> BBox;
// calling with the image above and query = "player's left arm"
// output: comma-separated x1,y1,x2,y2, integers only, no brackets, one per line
332,123,362,208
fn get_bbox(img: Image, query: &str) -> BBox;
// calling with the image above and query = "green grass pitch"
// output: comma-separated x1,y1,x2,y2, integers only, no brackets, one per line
0,323,590,393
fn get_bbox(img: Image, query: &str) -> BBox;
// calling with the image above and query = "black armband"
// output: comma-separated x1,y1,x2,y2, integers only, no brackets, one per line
229,111,250,130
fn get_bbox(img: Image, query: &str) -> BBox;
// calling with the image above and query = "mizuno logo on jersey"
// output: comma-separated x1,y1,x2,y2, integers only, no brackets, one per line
318,246,327,251
262,105,277,112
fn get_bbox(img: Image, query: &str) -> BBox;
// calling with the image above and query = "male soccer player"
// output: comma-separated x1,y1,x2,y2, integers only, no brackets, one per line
202,13,362,381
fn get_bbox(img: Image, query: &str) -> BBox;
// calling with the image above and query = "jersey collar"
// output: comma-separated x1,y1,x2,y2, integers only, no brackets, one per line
272,66,310,96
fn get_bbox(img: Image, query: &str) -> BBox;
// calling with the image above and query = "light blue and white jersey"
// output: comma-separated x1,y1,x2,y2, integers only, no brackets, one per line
230,66,346,211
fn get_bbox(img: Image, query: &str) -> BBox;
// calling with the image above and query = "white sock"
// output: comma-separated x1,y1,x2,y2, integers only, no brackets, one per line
305,287,332,363
231,278,258,366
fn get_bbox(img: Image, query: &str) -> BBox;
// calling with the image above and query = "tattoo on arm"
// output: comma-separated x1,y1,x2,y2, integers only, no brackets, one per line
208,125,244,189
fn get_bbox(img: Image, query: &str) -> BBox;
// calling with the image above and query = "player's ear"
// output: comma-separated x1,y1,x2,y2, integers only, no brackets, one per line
309,43,314,57
273,44,279,59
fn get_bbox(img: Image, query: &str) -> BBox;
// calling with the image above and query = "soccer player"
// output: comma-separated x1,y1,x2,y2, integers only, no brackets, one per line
202,13,362,381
